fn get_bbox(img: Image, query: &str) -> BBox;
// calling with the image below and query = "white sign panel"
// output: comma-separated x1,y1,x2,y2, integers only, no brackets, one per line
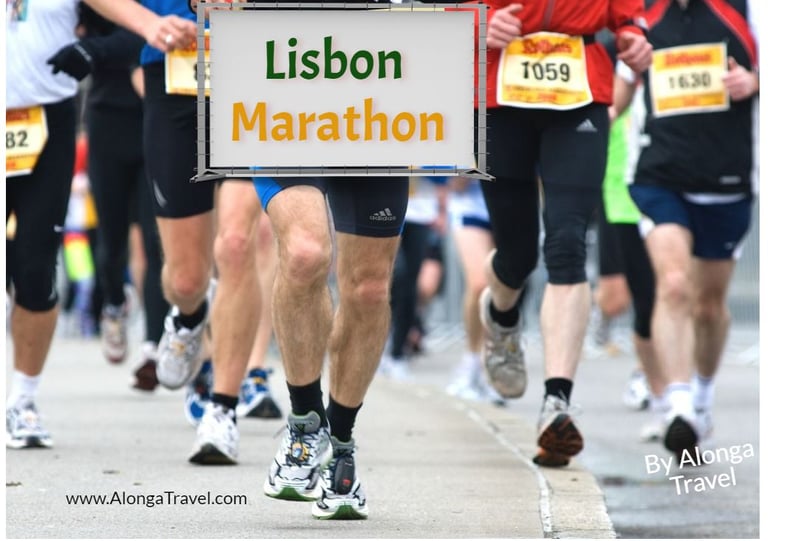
209,8,475,170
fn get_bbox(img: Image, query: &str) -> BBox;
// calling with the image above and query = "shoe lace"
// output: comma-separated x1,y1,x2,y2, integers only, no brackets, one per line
13,406,43,432
279,426,324,466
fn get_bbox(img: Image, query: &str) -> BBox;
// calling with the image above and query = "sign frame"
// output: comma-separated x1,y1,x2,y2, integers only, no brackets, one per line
194,2,490,181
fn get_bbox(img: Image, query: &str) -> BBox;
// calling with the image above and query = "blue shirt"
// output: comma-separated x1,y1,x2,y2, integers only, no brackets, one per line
139,0,195,66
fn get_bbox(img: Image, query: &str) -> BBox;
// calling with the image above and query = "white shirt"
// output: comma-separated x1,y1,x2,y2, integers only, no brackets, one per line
6,0,80,108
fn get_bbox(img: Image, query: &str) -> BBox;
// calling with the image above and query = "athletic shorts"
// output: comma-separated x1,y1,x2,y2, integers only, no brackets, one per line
630,184,753,260
143,63,215,218
448,182,490,231
254,176,409,238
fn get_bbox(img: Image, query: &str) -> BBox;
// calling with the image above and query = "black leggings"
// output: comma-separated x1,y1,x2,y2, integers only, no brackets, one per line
86,105,169,344
388,222,432,359
479,104,608,288
6,98,76,311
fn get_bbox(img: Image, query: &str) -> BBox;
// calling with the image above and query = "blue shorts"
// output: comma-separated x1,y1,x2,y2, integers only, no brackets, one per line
253,176,409,238
629,184,753,260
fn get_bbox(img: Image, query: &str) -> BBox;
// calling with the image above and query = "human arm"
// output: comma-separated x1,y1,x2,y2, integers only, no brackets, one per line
486,3,523,49
723,57,758,101
82,0,195,53
47,25,144,81
609,0,652,74
609,61,638,123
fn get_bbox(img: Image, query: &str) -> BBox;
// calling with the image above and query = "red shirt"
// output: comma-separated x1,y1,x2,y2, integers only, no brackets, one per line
472,0,646,108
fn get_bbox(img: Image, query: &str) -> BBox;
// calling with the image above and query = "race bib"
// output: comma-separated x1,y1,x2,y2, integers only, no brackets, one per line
649,43,729,117
496,32,592,110
6,106,48,177
165,30,210,96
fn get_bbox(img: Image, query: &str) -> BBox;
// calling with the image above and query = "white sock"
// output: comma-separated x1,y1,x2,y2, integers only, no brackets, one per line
649,393,669,414
463,350,480,373
692,374,715,411
7,370,40,409
665,382,694,418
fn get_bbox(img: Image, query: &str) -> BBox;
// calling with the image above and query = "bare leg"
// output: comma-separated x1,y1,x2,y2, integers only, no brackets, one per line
246,212,276,372
329,233,400,408
453,226,494,353
265,186,334,386
692,259,735,380
155,212,214,314
210,182,262,396
11,305,58,377
645,224,695,384
540,282,592,380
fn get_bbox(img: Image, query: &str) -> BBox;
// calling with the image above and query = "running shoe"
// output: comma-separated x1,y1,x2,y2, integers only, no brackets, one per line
132,342,159,392
663,411,699,458
264,411,332,501
100,303,128,364
156,305,208,390
695,408,714,442
189,402,238,465
479,288,527,399
312,437,368,520
6,401,53,449
236,368,282,419
184,359,213,427
533,395,584,467
622,370,651,410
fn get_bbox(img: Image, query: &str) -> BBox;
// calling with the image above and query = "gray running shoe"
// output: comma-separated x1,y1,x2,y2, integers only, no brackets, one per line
156,305,208,390
6,401,53,449
312,437,368,520
479,288,527,399
264,411,332,501
100,303,128,364
533,395,583,467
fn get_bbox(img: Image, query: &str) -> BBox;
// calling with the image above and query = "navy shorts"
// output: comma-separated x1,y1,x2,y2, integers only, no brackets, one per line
629,184,753,260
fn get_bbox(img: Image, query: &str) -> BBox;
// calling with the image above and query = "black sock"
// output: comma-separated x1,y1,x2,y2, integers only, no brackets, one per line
287,378,327,427
489,288,527,328
490,302,521,328
326,396,362,443
212,393,238,423
545,378,573,404
174,300,208,330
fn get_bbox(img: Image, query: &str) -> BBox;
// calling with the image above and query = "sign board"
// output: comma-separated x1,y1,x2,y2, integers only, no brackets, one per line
197,3,488,179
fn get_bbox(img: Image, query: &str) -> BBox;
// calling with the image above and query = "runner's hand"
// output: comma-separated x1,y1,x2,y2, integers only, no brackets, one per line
47,40,99,81
487,4,523,49
617,31,652,74
144,15,195,53
723,57,758,101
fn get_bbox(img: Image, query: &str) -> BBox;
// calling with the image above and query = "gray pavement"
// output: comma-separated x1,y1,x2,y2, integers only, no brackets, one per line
5,335,609,539
5,320,758,539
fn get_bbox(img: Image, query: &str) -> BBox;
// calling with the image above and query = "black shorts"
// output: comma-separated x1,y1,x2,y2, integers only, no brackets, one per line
143,62,215,218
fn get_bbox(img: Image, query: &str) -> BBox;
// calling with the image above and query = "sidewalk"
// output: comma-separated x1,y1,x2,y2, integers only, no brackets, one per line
5,337,614,539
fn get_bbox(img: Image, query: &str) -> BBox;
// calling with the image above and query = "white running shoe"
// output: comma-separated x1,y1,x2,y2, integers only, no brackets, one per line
264,411,332,501
156,305,208,390
622,370,651,410
189,402,238,465
6,401,53,449
479,288,526,399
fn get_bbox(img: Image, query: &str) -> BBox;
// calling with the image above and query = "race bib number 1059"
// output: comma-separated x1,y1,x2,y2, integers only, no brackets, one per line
496,32,593,110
